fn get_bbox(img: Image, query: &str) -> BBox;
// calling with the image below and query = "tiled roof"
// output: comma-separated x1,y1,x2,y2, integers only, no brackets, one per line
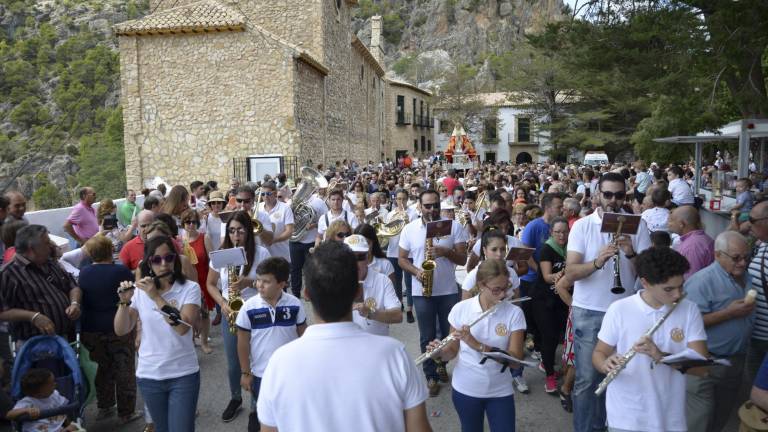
114,0,245,36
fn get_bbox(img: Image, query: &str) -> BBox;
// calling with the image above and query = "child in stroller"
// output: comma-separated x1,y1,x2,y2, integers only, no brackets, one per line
6,368,78,431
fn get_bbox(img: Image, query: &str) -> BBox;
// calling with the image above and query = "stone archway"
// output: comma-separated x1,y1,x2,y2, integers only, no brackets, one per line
515,152,533,164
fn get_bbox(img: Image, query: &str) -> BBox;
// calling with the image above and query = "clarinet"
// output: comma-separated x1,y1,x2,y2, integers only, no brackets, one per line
595,292,686,396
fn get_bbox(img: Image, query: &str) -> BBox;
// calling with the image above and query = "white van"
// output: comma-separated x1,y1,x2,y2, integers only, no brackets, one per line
583,152,609,166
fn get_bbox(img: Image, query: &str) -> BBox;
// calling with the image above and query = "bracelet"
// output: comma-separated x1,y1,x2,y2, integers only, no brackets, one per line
478,343,486,353
117,300,132,307
593,259,601,270
70,301,80,306
241,371,252,376
30,312,41,324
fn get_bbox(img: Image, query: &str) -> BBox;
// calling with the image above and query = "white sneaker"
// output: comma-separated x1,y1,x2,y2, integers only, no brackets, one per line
513,375,530,394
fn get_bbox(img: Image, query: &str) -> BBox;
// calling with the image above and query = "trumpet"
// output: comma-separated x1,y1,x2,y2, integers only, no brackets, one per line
610,215,626,295
415,296,532,365
250,188,264,235
595,293,686,395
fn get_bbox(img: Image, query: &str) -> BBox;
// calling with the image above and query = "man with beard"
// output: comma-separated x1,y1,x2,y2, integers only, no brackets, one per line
565,172,651,432
399,190,468,397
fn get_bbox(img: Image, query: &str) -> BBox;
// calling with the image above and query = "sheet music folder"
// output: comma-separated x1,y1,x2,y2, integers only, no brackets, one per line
600,212,642,235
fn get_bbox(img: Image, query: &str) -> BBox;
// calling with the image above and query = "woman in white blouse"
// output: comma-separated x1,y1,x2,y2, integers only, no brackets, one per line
427,259,526,432
114,235,201,432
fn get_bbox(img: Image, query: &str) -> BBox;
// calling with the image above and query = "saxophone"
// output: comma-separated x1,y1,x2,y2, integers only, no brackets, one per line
227,265,244,334
421,237,437,297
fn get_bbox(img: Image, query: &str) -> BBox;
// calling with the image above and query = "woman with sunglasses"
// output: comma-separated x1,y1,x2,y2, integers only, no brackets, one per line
114,235,201,432
206,211,271,423
461,228,521,300
324,220,352,243
428,259,526,432
180,209,213,354
531,217,571,394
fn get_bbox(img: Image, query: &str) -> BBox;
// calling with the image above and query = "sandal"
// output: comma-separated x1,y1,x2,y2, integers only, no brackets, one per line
559,387,573,413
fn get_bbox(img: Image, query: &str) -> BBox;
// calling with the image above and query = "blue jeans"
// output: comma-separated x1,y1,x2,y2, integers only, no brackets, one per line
221,314,242,401
413,293,458,380
572,306,607,432
137,372,200,432
402,258,413,307
387,257,406,303
452,388,515,432
289,241,313,298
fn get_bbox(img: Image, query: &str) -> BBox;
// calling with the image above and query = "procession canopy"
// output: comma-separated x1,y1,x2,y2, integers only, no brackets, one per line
445,124,477,162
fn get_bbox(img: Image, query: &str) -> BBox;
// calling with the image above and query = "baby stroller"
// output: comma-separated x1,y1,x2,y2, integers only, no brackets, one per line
9,334,90,431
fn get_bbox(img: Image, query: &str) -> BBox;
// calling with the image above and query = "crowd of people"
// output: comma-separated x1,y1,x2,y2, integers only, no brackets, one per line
0,155,766,431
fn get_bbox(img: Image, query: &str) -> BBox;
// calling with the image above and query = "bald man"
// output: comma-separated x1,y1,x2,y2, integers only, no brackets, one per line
4,191,28,224
747,201,768,380
685,231,754,432
118,210,155,270
668,206,714,279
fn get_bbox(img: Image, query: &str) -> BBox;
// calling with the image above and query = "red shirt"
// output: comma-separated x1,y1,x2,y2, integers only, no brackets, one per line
119,236,144,270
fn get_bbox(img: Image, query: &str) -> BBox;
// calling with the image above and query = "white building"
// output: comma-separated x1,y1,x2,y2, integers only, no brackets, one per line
433,93,553,164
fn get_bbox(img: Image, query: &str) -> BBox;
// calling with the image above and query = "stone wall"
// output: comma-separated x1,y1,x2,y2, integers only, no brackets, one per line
385,81,432,160
349,45,385,164
118,30,299,190
234,0,323,61
293,59,326,168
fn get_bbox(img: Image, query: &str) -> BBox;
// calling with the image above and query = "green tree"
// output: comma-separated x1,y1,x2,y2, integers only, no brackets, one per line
76,108,126,200
32,174,71,209
434,61,486,135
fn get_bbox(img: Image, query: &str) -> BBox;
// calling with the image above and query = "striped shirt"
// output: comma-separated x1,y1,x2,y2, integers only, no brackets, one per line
0,254,77,341
750,244,768,341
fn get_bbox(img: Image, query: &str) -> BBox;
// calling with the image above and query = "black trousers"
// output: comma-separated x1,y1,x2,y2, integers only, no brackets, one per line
519,280,541,351
531,285,569,375
288,241,313,298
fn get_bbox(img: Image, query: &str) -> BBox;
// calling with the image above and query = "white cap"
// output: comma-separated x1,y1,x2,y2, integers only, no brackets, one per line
343,234,369,253
441,199,457,210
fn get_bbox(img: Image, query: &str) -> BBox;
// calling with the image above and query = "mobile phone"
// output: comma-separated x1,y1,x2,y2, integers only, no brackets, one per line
102,214,117,230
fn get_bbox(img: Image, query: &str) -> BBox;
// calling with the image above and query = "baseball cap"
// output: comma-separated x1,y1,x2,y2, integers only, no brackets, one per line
344,234,369,253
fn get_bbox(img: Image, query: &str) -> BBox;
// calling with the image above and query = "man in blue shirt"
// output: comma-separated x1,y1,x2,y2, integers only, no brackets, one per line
685,230,754,432
519,192,564,393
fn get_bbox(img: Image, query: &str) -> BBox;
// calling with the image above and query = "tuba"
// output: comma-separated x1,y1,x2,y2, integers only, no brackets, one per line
290,167,328,242
227,265,244,334
421,237,436,297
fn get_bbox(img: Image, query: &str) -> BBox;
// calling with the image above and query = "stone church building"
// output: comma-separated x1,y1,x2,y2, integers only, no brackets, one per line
115,0,428,189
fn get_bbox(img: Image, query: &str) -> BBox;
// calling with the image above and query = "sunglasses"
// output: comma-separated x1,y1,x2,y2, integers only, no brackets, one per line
354,253,368,261
336,232,351,239
422,203,440,210
149,253,177,265
235,198,252,203
182,219,198,225
228,228,247,235
261,192,274,197
601,191,626,200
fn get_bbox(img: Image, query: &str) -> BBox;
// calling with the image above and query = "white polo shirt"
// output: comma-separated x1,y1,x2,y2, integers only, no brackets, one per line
293,196,328,244
598,292,706,432
461,265,520,293
668,178,695,205
369,257,394,277
568,209,652,312
235,292,306,376
317,209,360,240
353,269,401,336
448,296,526,398
641,207,670,233
398,218,469,297
131,279,201,380
210,245,271,302
257,322,428,431
259,201,295,262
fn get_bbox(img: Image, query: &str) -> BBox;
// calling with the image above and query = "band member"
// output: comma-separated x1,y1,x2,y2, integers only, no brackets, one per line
399,189,468,396
592,247,707,432
466,209,526,273
428,259,525,432
206,211,271,423
353,224,396,286
386,190,417,320
565,172,651,432
257,242,431,431
316,189,359,247
461,228,521,300
344,234,402,336
288,184,326,299
234,186,273,247
257,181,294,263
114,235,201,432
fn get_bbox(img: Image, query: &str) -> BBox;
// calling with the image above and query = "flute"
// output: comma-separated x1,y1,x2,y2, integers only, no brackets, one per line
415,296,531,365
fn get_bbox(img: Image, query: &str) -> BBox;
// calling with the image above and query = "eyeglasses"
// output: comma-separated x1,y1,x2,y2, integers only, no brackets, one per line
336,232,351,239
720,251,750,263
355,253,368,261
149,253,177,265
228,228,247,235
421,203,440,210
277,196,285,199
749,216,768,225
261,192,274,197
601,191,626,200
235,198,252,204
182,219,198,225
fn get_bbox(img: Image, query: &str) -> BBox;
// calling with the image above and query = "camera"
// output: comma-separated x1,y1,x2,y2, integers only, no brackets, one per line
102,214,117,230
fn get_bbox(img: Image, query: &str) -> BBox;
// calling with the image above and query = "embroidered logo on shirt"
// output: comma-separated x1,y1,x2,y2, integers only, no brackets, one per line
495,323,508,336
670,327,684,343
169,299,179,308
365,297,377,310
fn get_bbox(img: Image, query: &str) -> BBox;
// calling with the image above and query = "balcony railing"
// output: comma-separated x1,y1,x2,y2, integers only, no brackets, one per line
396,109,412,125
508,134,536,145
412,114,433,128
